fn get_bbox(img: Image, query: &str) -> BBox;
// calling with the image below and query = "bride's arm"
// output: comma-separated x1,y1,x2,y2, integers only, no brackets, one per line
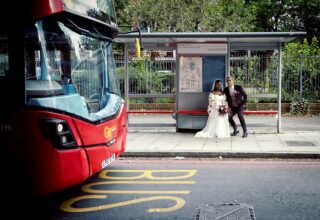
208,94,216,114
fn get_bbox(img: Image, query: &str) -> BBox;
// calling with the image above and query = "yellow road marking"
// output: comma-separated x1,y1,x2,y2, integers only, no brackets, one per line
82,181,194,194
60,169,197,214
99,170,197,180
82,190,189,194
88,180,196,184
83,180,196,185
60,195,185,213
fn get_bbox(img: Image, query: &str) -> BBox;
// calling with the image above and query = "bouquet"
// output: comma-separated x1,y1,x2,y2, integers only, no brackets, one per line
218,104,229,116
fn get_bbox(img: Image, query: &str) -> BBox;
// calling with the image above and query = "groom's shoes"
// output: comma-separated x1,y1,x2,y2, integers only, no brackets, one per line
242,132,248,138
231,130,239,136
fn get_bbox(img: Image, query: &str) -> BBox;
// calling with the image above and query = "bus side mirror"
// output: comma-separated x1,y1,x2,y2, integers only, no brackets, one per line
118,25,142,59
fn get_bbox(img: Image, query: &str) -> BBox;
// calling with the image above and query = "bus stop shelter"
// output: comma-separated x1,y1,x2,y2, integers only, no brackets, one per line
115,32,306,133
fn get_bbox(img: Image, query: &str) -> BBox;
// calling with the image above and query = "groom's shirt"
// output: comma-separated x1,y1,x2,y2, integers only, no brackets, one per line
229,85,238,107
229,85,234,94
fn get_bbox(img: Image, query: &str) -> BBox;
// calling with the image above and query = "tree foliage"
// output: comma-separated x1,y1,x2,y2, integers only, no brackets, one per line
115,0,209,32
115,0,320,42
199,0,255,32
249,0,320,42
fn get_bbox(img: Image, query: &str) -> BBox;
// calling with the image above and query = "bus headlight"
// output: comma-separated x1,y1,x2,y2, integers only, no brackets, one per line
57,123,64,133
40,118,76,149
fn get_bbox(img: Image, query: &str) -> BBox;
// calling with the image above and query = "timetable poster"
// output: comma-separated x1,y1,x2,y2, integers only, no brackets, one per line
179,56,202,92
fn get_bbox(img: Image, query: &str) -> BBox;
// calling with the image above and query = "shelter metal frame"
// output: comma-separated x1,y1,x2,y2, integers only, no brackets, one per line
115,32,306,133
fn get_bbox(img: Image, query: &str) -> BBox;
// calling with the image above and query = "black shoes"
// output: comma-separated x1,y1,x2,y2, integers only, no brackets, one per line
242,132,248,138
231,130,239,136
231,130,248,138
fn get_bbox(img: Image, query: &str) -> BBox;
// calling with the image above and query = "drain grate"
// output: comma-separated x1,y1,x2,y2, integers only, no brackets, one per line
286,141,316,147
194,203,256,220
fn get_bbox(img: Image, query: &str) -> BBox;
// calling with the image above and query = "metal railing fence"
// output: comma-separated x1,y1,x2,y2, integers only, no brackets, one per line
115,54,176,102
282,55,320,102
230,54,279,101
115,53,320,103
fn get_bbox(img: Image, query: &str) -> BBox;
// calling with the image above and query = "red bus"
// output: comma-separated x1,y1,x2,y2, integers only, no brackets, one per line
0,0,126,195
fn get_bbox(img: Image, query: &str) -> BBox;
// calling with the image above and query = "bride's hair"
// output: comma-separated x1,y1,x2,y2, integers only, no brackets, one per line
211,80,224,93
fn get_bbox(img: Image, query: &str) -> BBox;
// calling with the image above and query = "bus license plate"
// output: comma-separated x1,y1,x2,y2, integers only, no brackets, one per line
102,154,115,168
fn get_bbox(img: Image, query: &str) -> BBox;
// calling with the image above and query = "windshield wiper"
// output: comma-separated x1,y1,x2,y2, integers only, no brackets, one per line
67,19,112,41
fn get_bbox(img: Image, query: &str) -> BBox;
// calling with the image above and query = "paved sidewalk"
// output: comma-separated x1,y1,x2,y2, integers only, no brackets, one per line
123,115,320,158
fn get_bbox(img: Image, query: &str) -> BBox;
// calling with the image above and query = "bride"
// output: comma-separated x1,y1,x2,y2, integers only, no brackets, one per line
195,80,230,139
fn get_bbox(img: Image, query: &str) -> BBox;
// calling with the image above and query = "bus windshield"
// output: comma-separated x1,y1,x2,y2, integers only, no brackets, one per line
24,19,121,122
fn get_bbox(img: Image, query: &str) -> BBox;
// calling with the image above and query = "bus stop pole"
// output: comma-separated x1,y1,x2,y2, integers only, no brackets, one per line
226,41,230,78
277,43,282,133
124,43,129,128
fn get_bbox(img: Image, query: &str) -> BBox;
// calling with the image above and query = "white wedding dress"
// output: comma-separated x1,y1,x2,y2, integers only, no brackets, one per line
195,93,230,139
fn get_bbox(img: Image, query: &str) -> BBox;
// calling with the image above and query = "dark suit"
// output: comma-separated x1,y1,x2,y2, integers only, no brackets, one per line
224,85,247,133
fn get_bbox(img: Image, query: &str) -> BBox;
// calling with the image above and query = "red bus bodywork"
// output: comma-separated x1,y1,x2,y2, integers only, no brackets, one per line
21,103,126,195
0,0,126,195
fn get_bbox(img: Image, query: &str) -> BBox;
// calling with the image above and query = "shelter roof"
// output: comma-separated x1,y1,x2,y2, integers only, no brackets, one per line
115,32,306,44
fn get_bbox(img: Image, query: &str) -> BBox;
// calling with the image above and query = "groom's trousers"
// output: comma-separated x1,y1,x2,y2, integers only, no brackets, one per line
229,106,247,133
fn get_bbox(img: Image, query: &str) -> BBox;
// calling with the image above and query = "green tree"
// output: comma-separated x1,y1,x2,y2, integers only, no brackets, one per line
114,0,130,28
249,0,290,31
115,0,210,32
249,0,320,42
115,0,319,42
293,0,320,43
199,0,255,32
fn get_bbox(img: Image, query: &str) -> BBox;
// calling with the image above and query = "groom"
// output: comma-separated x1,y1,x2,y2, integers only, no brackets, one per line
224,76,248,138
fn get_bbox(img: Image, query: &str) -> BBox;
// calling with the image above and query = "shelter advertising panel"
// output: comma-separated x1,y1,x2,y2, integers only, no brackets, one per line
179,56,202,92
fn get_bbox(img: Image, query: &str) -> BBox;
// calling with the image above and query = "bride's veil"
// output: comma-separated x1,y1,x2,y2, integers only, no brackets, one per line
211,79,223,91
211,80,216,91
